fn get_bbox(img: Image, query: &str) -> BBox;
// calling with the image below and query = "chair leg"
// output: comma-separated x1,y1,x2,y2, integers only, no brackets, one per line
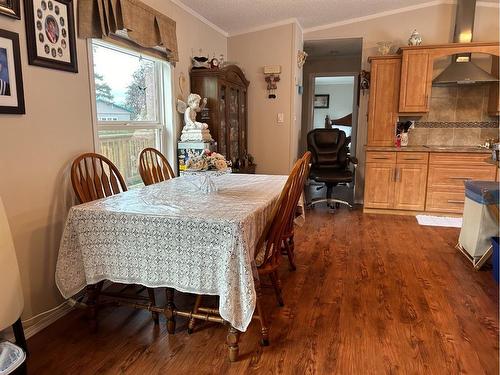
147,288,159,325
326,184,334,208
188,295,202,334
255,284,269,346
284,236,296,271
12,318,28,356
269,271,284,307
165,288,176,334
226,325,240,362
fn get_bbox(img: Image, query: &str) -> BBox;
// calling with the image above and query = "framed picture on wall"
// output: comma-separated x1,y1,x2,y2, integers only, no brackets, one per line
0,0,21,19
314,94,329,109
0,29,25,114
24,0,78,72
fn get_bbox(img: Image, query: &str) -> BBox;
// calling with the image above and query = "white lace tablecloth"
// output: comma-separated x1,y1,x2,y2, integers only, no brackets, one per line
55,174,292,332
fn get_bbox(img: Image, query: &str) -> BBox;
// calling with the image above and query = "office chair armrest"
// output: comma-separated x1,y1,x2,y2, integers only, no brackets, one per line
348,156,358,167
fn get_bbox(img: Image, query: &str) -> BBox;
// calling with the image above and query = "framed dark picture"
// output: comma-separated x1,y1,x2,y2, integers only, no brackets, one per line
0,29,25,114
24,0,78,72
0,0,21,19
314,94,330,108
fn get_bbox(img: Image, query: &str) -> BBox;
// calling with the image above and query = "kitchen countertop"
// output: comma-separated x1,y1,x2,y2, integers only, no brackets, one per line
365,145,492,153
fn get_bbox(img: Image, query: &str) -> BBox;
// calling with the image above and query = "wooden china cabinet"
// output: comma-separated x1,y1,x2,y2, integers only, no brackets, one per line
190,65,254,172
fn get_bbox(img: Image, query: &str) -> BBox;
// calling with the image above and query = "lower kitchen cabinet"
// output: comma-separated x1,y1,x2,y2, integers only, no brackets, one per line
364,150,496,215
364,152,428,211
393,163,428,210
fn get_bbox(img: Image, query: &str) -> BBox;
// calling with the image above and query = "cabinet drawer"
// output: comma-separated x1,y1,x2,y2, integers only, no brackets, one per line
396,152,428,164
430,152,492,166
366,152,396,163
426,190,465,213
428,165,496,190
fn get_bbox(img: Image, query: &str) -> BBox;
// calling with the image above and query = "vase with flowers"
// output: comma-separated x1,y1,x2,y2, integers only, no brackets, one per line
184,150,232,193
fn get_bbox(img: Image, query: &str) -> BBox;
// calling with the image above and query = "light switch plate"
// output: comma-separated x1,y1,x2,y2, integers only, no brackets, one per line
277,113,284,123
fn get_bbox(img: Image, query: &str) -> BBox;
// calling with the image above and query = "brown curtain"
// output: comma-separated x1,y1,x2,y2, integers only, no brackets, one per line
78,0,179,62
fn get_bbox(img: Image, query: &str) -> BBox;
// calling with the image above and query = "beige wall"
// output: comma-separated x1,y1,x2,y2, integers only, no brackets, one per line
0,0,226,323
228,23,300,175
304,3,500,202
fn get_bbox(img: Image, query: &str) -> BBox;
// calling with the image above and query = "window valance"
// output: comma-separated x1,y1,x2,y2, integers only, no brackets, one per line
78,0,179,62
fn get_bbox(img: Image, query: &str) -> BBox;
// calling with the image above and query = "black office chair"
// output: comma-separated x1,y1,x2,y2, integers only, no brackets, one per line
307,128,357,209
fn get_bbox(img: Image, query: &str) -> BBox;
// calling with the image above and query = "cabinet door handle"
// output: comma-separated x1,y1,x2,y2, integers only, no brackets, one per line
396,167,401,182
403,158,421,161
373,157,389,160
447,200,465,204
449,177,472,180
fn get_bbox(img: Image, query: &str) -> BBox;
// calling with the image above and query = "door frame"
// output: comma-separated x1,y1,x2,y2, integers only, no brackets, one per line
308,72,360,158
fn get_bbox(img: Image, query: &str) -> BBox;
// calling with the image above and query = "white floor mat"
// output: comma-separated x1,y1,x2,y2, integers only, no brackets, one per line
416,215,463,228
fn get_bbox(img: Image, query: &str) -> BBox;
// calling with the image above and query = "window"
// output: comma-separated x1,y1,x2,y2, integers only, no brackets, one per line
90,40,171,187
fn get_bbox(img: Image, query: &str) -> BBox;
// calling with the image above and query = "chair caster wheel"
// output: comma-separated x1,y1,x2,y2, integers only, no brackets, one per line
187,328,193,334
335,203,340,208
260,338,270,346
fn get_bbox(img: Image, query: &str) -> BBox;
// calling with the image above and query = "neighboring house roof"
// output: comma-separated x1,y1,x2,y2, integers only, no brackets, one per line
96,99,132,114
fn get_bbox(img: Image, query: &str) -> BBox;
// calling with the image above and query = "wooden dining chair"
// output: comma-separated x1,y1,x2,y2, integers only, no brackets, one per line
138,147,175,186
71,152,127,203
281,151,312,270
186,155,307,351
70,153,159,326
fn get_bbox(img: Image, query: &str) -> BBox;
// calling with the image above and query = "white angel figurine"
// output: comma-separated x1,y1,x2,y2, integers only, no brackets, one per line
177,93,213,142
177,93,209,130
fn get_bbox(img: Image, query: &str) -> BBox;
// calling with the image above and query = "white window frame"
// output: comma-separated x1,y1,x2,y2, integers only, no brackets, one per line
87,39,175,165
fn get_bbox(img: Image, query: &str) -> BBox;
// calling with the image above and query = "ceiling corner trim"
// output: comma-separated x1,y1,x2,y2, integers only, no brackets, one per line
303,0,458,34
170,0,229,37
229,18,302,37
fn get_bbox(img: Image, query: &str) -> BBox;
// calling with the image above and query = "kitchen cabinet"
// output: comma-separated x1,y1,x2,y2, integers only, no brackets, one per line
190,65,249,165
398,50,433,113
367,56,401,146
364,151,428,210
426,153,497,213
488,55,499,116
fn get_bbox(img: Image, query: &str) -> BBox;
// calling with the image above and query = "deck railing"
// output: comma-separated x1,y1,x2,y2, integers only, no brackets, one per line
99,130,157,187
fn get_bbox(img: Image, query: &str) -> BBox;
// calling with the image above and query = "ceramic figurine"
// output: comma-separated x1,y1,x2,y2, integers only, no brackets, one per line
377,41,392,55
177,93,213,142
408,29,423,46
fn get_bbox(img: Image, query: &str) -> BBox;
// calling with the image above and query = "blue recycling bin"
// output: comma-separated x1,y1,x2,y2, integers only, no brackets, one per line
492,237,499,283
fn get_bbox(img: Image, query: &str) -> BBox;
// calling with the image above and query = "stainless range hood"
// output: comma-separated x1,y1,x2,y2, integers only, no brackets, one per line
433,0,498,85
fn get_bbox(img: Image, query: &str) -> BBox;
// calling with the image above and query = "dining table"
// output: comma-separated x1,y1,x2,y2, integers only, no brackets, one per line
55,172,302,360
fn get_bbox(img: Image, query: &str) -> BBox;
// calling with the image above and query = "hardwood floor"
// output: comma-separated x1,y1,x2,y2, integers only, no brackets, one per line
27,208,499,374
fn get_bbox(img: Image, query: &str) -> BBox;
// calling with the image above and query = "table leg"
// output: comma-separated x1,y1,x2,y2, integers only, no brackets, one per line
165,288,176,334
226,325,240,362
86,281,103,332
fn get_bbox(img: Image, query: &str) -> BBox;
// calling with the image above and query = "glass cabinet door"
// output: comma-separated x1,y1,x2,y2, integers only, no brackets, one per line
228,86,240,163
218,85,227,157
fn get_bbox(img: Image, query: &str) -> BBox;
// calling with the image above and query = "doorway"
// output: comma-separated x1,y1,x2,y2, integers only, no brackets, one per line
301,38,362,207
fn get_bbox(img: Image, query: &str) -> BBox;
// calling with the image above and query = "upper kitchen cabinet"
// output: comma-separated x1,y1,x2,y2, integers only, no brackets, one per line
488,55,499,116
398,50,433,113
367,56,401,146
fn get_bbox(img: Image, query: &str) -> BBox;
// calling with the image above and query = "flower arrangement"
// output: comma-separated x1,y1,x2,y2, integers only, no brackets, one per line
186,149,231,171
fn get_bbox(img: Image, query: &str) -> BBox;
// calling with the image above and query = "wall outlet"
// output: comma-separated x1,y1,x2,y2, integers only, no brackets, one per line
277,113,284,123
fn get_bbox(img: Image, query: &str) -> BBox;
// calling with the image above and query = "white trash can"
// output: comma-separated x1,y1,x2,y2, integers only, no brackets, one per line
0,341,25,374
458,180,499,268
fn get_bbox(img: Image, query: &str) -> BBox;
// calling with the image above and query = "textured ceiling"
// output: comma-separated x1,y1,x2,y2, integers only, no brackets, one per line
304,38,363,58
176,0,497,35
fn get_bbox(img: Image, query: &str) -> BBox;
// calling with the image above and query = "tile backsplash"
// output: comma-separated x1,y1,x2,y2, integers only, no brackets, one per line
408,127,499,146
405,84,499,146
420,85,497,122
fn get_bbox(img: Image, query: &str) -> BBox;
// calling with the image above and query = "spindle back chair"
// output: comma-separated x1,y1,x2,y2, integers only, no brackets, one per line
138,148,175,186
71,153,127,204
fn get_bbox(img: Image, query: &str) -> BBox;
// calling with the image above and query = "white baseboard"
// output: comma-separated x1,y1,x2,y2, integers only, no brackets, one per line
23,303,74,339
1,302,74,342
